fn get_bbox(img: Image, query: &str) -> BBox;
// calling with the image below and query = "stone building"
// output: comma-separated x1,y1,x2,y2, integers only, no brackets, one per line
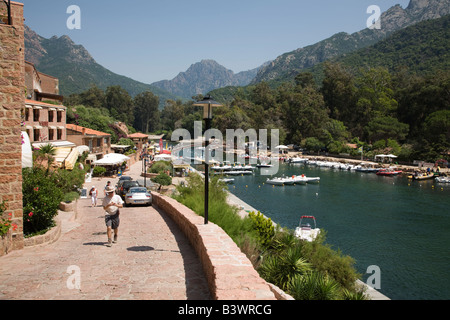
0,1,25,256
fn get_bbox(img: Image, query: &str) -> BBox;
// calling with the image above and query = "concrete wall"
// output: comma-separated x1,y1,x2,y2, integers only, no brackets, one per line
152,193,277,300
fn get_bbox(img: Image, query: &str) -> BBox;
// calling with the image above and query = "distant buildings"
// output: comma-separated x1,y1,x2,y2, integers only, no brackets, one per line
66,124,111,161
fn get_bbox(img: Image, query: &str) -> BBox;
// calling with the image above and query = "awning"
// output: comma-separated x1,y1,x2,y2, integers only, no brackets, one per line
33,141,76,149
76,145,90,154
64,147,80,170
93,153,130,166
21,131,33,168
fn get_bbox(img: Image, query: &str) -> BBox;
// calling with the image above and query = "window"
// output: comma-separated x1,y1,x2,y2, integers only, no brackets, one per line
57,111,62,122
49,110,54,122
49,129,54,141
33,129,40,142
33,109,40,122
57,129,62,140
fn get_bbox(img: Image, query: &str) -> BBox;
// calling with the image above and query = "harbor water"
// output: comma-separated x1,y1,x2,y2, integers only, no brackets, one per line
225,162,450,300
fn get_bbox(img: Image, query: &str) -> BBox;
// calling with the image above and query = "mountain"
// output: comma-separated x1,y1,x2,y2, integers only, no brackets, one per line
24,26,179,105
313,14,450,78
252,0,450,85
151,59,263,99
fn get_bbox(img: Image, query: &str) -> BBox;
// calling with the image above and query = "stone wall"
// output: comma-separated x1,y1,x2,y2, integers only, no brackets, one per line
152,193,277,300
0,1,25,256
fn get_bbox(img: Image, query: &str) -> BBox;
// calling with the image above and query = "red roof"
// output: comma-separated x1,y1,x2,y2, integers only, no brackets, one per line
66,124,110,137
25,99,65,109
128,133,149,139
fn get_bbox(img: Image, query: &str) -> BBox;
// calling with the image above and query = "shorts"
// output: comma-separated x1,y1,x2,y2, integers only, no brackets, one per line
105,212,120,229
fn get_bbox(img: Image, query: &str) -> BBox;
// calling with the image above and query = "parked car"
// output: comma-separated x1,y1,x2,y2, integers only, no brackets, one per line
124,187,152,206
115,176,133,191
118,180,140,198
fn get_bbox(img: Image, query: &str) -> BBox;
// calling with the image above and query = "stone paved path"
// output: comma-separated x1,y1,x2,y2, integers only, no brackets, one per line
0,159,211,300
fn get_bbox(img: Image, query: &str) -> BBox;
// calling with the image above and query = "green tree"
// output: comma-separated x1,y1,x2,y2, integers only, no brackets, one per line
366,116,409,143
105,85,134,125
133,91,160,133
354,67,398,138
279,86,329,143
80,84,106,109
161,99,185,132
250,82,277,111
321,62,357,121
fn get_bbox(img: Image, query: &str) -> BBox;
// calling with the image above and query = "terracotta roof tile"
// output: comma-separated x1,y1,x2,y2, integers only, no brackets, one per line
66,124,110,136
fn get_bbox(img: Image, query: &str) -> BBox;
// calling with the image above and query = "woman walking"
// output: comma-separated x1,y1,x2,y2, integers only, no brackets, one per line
89,186,98,207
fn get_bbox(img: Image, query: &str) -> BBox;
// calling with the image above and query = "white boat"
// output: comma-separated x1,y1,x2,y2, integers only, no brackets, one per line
219,178,235,184
305,177,320,183
257,163,273,168
289,157,308,164
294,216,320,242
435,176,450,183
225,170,253,176
266,177,286,186
211,161,233,171
233,163,255,171
290,175,307,185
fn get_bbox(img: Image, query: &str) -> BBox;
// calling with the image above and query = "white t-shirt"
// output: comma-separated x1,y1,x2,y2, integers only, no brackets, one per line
102,194,124,215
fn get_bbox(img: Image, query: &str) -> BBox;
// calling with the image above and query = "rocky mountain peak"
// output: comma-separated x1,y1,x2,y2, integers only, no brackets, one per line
151,59,260,98
407,0,431,11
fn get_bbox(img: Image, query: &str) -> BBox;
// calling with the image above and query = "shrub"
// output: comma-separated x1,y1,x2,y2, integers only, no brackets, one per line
300,235,361,290
151,173,172,186
63,191,80,203
248,211,275,248
54,167,85,194
0,201,18,237
150,161,172,174
289,271,340,300
259,245,312,291
22,167,64,236
92,166,106,177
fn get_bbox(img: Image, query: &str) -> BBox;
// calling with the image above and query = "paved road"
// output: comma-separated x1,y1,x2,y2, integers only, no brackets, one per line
0,160,211,300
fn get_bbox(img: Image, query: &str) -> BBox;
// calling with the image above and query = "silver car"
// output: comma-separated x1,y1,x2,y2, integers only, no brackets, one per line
124,187,152,206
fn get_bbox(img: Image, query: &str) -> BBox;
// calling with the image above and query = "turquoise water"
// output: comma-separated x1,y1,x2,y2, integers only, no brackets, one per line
225,162,450,300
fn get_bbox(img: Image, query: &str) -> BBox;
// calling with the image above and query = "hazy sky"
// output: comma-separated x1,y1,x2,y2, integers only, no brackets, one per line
19,0,411,84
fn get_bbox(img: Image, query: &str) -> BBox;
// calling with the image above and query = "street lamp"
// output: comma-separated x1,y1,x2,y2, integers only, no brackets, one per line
193,95,223,224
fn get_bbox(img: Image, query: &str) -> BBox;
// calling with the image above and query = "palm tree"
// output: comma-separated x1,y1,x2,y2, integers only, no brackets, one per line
37,144,56,172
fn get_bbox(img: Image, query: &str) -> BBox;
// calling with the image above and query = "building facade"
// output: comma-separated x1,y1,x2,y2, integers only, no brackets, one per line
66,124,111,159
23,99,67,143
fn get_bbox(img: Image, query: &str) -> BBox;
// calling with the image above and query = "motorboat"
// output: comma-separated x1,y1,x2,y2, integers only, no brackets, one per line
412,173,435,181
294,216,320,242
305,177,320,183
233,163,255,171
291,175,307,185
435,176,450,183
219,178,235,184
256,163,273,168
266,177,285,186
376,168,402,176
288,157,308,164
225,170,253,176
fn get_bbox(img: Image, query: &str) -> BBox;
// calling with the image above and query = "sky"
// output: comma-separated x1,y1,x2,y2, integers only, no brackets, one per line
19,0,411,84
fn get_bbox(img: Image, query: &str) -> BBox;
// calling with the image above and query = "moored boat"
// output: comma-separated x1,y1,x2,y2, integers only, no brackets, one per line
412,173,435,180
376,168,402,176
294,215,320,242
435,176,450,183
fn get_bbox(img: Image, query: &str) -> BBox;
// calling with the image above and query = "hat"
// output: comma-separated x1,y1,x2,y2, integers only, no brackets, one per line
105,186,115,193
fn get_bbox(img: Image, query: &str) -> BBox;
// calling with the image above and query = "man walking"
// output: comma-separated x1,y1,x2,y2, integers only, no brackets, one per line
102,185,124,247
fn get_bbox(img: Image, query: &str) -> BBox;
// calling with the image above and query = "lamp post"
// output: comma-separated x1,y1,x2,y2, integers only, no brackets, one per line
193,95,223,224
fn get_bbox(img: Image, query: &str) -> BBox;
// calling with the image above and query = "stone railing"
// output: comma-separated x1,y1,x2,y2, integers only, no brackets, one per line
151,193,279,300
